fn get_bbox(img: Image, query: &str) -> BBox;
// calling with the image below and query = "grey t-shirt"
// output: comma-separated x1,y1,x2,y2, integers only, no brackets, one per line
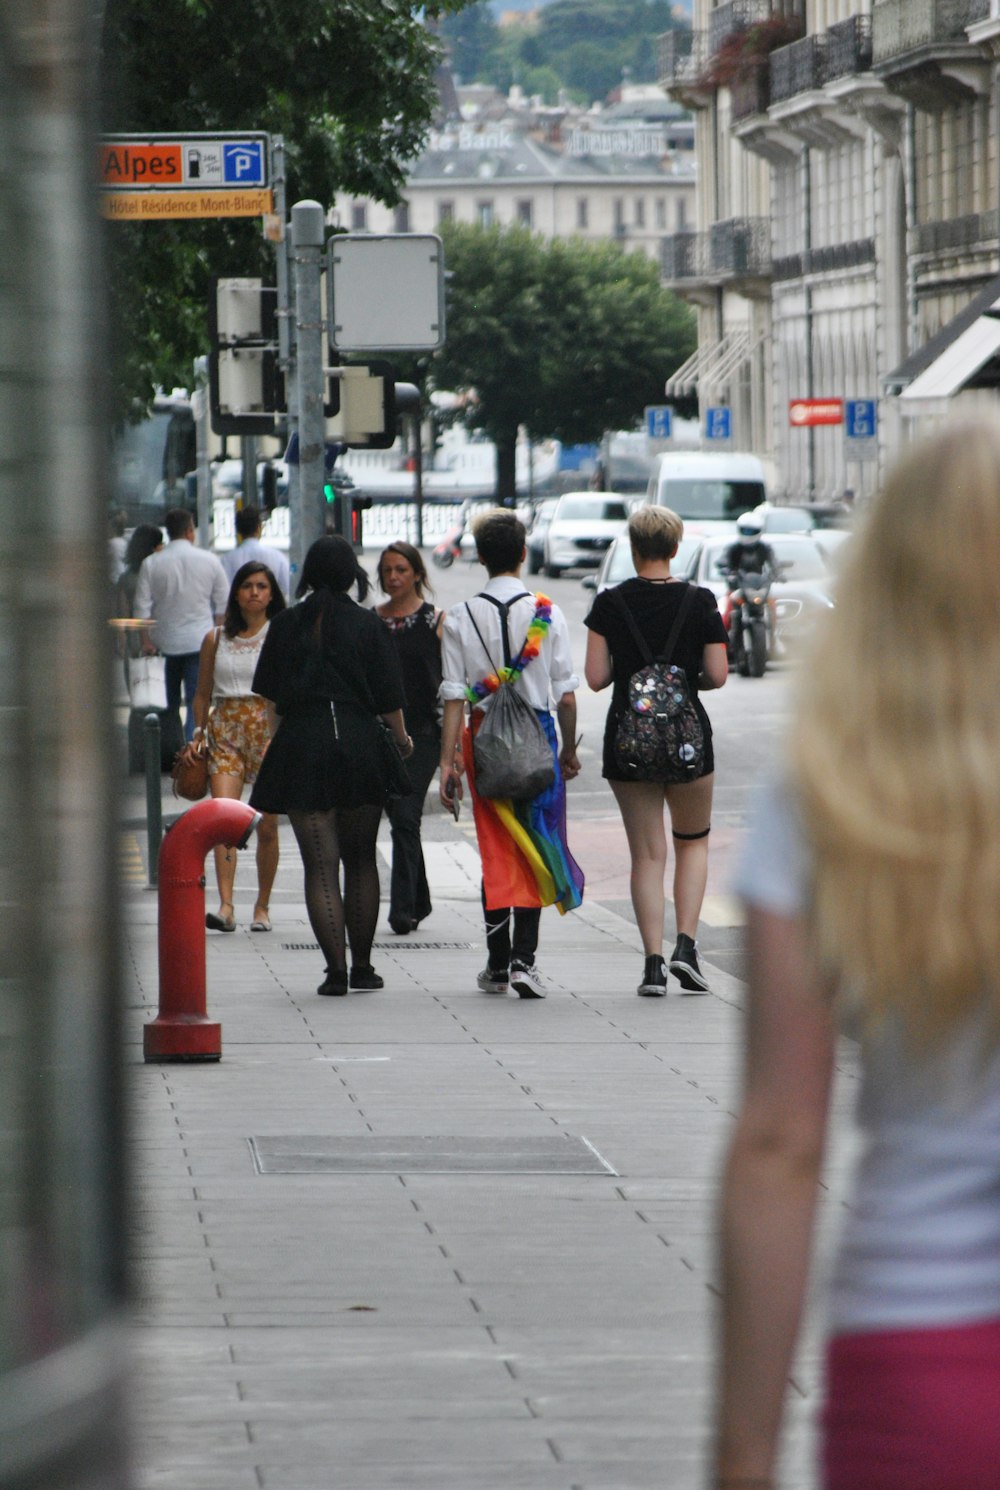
734,777,1000,1334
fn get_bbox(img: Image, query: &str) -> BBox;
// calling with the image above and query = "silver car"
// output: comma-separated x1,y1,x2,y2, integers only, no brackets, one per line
584,533,703,596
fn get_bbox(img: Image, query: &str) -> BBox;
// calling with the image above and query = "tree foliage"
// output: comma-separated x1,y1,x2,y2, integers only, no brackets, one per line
432,223,694,498
100,0,473,414
441,0,686,102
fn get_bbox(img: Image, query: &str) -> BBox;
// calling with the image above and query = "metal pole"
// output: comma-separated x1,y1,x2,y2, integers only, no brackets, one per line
239,434,256,507
192,354,212,548
143,713,163,889
269,137,299,593
413,413,424,548
290,200,326,577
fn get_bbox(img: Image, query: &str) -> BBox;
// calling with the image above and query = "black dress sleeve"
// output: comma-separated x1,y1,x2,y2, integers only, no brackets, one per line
584,590,611,637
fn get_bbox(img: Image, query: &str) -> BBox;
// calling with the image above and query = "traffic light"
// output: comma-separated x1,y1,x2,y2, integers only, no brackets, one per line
349,494,373,549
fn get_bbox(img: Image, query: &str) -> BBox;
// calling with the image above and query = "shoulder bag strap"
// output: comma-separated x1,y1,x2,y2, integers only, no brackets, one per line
610,583,697,669
464,600,500,676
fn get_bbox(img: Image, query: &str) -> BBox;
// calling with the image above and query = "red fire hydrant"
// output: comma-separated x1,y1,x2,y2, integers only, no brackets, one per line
143,798,261,1062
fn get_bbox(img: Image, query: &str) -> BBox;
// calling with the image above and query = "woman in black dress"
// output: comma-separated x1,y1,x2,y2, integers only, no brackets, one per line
585,506,728,997
250,537,413,996
376,543,444,935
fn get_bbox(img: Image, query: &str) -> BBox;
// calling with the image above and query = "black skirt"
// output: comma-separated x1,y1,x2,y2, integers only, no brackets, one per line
249,700,391,813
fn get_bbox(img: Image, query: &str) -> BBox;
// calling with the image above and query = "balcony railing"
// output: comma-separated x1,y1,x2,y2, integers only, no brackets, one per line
770,33,828,101
709,0,772,56
710,217,772,275
873,0,980,63
913,209,999,253
657,27,707,84
661,231,705,280
825,15,873,81
730,68,772,120
772,238,876,280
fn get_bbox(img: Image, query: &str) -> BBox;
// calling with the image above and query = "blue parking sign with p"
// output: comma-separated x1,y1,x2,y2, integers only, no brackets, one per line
223,141,265,184
705,406,731,440
845,399,876,439
646,406,672,440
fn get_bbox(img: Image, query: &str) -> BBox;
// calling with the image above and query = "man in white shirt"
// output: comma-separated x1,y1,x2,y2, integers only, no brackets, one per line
221,506,291,600
439,509,582,999
135,508,229,741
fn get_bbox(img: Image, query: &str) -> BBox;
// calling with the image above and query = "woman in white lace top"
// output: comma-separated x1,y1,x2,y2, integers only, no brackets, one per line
190,561,287,932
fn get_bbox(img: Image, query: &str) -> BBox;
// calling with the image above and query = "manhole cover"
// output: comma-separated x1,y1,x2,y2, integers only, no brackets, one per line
249,1134,616,1175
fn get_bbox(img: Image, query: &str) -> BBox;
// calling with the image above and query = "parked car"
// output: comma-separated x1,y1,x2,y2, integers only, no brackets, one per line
526,498,560,574
687,532,837,661
583,533,703,596
542,492,629,577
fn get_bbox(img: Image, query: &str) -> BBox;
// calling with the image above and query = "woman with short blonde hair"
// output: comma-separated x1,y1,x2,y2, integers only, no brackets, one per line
585,505,728,995
714,418,1000,1490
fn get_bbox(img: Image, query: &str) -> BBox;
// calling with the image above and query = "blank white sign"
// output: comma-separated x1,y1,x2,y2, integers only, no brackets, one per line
327,233,446,352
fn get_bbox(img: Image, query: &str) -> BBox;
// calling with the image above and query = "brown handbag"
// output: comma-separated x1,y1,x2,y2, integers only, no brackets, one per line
171,743,209,801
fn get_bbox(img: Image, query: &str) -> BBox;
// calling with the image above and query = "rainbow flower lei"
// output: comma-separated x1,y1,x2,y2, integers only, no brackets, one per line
465,594,553,702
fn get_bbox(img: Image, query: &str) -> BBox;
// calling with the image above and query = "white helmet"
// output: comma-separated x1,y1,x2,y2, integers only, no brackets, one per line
737,512,763,539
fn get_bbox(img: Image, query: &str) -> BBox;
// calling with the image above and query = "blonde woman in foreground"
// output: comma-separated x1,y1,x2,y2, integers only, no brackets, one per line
713,419,1000,1490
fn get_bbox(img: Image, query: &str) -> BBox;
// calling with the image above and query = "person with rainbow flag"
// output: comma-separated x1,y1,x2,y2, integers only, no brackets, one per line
438,509,584,999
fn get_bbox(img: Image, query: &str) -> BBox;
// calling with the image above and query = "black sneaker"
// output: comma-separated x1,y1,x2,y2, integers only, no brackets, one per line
349,965,384,991
668,934,710,994
637,954,668,997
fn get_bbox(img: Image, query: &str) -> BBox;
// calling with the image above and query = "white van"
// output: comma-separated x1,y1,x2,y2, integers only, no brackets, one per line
646,451,768,535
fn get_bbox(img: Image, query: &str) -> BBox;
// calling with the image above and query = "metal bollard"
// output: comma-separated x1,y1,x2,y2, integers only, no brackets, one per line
143,798,261,1062
143,711,162,888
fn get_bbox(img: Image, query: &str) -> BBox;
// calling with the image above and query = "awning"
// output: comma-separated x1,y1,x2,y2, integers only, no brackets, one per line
664,327,769,397
886,275,1000,400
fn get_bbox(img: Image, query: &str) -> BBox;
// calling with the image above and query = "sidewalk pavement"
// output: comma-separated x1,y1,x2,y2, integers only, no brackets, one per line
120,776,857,1490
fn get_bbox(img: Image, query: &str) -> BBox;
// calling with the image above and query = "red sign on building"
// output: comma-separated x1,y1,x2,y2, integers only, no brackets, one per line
789,398,844,427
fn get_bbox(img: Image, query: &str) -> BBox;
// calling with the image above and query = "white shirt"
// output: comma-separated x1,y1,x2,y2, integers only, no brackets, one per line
440,575,579,711
134,539,230,655
220,537,290,602
734,776,1000,1334
212,623,269,699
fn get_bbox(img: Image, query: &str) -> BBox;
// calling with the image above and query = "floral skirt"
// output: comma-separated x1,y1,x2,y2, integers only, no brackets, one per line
208,696,270,782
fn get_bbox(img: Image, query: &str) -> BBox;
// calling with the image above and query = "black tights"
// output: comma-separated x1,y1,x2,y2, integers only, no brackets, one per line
289,805,382,975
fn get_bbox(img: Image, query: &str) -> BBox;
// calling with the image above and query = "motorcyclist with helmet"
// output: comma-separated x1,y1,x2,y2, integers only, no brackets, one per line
722,512,778,659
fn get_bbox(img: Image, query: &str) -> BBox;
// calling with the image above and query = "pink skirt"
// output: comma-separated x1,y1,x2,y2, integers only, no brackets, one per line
822,1316,1000,1490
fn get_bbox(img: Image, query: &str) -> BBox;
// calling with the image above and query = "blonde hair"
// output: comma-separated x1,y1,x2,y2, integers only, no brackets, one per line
791,417,1000,1049
629,504,683,560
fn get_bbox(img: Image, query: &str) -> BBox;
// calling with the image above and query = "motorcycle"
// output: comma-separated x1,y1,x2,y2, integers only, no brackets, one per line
431,524,464,569
728,568,773,678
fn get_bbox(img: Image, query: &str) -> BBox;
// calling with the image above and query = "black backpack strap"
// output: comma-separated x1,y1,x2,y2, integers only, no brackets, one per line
475,591,532,670
464,601,499,676
611,583,697,669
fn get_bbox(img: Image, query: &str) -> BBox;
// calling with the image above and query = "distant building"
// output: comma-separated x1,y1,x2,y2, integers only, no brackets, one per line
339,87,696,272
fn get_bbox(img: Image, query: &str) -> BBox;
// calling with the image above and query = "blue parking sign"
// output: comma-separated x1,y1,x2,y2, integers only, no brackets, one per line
705,406,731,440
646,406,672,440
223,141,265,185
845,399,877,440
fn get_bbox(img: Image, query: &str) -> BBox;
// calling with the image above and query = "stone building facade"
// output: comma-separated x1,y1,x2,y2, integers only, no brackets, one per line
660,1,1000,500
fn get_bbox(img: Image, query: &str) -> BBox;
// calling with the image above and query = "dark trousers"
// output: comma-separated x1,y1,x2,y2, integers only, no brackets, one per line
482,884,541,971
385,732,439,928
165,651,201,743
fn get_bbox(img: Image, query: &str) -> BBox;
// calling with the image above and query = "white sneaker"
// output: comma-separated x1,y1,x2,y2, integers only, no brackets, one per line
476,966,509,995
510,962,546,999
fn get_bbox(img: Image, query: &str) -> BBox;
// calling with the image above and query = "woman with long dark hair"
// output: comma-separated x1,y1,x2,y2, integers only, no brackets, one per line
188,560,286,933
376,542,444,934
250,537,413,995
